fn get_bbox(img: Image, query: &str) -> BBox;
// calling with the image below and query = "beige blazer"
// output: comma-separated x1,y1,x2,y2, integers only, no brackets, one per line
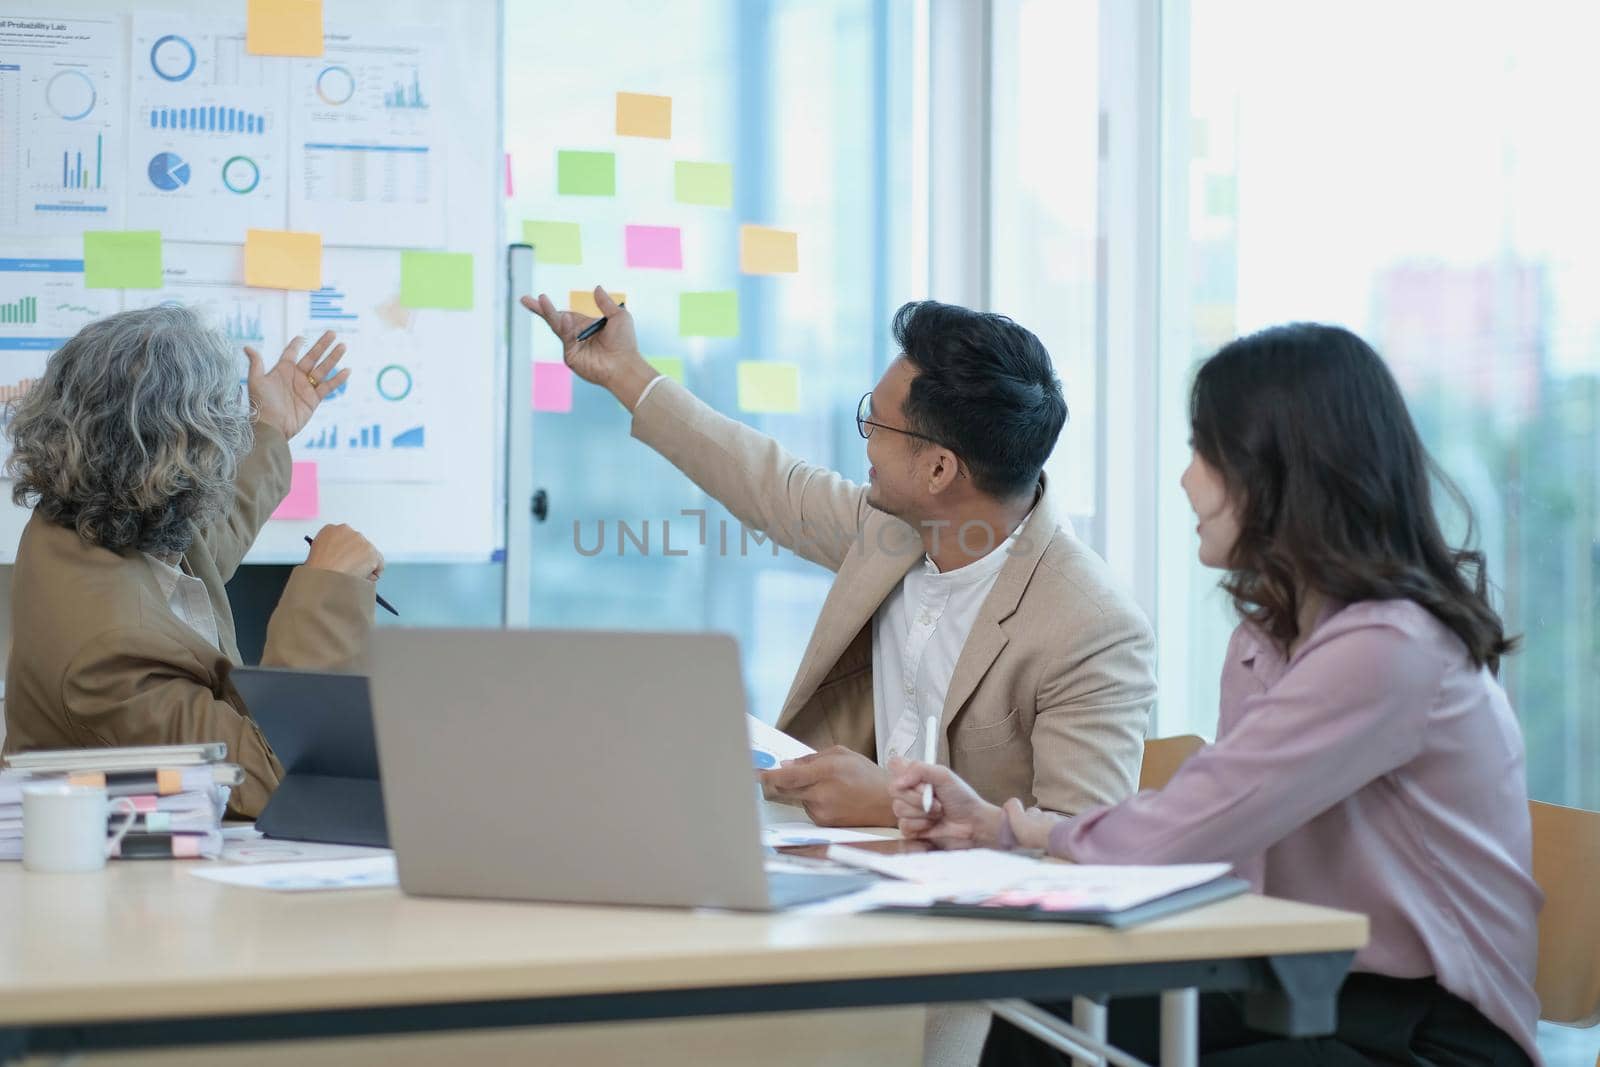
633,380,1156,815
3,424,375,817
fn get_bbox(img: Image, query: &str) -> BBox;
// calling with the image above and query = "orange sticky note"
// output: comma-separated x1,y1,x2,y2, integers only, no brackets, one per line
568,289,625,318
247,0,324,56
740,225,799,274
245,229,322,291
615,92,671,139
272,462,319,519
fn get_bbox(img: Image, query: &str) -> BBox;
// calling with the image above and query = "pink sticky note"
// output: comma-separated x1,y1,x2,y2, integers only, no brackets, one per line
624,225,683,270
273,461,319,519
532,361,573,412
504,152,514,198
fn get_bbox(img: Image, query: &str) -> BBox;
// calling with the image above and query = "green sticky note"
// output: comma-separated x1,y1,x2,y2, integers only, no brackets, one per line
646,356,685,384
399,251,473,310
675,161,732,207
522,221,583,265
83,231,163,289
679,290,739,337
1206,174,1237,216
737,361,800,414
558,150,616,196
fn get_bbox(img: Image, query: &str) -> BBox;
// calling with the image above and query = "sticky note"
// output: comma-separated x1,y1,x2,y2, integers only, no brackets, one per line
646,356,685,385
400,251,473,310
569,290,625,319
246,0,323,56
740,225,799,275
679,291,739,337
737,362,800,414
523,221,582,265
83,231,162,289
615,92,671,139
1206,175,1237,216
533,361,573,413
675,161,732,207
557,150,615,196
244,229,321,291
504,152,514,197
272,461,319,519
624,225,683,270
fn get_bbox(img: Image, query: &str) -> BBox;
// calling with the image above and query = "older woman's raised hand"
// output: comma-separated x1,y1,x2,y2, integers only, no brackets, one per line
245,331,350,441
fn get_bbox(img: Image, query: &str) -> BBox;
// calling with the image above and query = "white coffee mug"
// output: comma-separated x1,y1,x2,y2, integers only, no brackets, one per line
22,783,137,873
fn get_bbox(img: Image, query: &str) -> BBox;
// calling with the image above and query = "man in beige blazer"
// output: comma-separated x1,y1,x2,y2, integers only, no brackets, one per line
525,287,1155,827
4,308,382,817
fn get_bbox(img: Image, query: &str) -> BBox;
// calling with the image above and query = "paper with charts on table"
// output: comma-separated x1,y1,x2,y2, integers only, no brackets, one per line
826,846,1234,912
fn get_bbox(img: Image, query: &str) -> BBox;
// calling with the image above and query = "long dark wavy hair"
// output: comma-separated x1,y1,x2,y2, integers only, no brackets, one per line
1190,323,1516,673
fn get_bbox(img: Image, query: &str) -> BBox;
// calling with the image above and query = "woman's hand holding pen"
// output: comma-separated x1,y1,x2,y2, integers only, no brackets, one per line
887,758,1060,852
304,524,385,582
519,285,659,412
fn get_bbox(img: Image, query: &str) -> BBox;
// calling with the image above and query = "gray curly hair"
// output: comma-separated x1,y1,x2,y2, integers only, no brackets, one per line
5,304,253,557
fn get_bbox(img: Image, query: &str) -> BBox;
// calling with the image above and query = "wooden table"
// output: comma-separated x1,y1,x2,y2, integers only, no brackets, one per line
0,855,1366,1064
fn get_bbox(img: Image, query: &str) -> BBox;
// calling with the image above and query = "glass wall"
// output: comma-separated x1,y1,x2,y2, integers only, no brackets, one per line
499,0,916,719
990,0,1100,531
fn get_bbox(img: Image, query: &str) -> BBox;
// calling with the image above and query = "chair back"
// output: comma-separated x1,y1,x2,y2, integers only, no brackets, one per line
1530,799,1600,1027
1138,735,1205,792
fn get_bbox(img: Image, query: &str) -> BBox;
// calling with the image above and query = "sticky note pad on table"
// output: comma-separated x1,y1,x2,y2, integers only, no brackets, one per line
400,251,473,309
522,221,582,265
83,231,162,289
557,150,616,196
675,161,733,207
646,356,685,385
615,92,671,139
532,361,573,413
247,0,323,56
568,290,625,319
737,362,800,414
272,462,319,519
679,291,739,337
624,225,683,270
245,229,321,290
740,225,799,275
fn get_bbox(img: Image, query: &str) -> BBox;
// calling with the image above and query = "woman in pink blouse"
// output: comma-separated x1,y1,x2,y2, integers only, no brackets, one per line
891,323,1541,1066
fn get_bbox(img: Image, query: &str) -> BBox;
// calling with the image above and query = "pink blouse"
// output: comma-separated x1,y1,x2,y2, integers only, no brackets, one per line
1048,599,1543,1062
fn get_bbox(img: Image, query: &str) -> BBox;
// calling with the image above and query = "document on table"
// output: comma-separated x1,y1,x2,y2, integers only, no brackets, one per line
191,856,397,892
826,846,1233,911
219,825,393,865
761,822,886,848
748,713,814,770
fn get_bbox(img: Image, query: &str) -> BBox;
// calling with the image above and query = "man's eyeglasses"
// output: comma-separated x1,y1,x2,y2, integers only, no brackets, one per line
855,391,944,447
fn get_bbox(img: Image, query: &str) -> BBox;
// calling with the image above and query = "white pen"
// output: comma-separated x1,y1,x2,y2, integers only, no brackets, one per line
921,714,938,813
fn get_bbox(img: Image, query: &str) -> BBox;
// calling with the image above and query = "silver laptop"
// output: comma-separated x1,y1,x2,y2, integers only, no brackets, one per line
367,628,871,911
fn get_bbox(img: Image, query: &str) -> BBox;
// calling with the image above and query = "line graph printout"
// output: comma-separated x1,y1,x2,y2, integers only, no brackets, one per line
126,15,286,240
0,14,126,235
288,29,446,248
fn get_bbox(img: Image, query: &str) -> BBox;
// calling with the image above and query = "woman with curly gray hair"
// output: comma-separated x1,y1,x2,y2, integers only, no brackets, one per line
3,305,384,817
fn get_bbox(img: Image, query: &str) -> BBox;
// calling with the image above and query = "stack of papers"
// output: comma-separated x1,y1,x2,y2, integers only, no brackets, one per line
2,745,240,861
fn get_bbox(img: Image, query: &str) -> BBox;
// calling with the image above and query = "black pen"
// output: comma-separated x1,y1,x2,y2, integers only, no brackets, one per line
575,300,625,342
304,535,399,616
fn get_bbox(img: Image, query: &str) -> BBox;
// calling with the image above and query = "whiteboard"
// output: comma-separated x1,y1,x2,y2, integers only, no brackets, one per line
0,0,504,563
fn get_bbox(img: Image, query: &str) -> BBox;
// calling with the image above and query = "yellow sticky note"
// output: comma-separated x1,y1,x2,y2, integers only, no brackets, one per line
737,362,800,414
646,356,685,385
615,92,671,139
740,225,799,275
245,229,322,291
247,0,323,56
569,289,625,318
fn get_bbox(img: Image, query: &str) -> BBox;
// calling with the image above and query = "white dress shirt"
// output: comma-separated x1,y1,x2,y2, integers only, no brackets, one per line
144,553,221,652
870,515,1030,765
